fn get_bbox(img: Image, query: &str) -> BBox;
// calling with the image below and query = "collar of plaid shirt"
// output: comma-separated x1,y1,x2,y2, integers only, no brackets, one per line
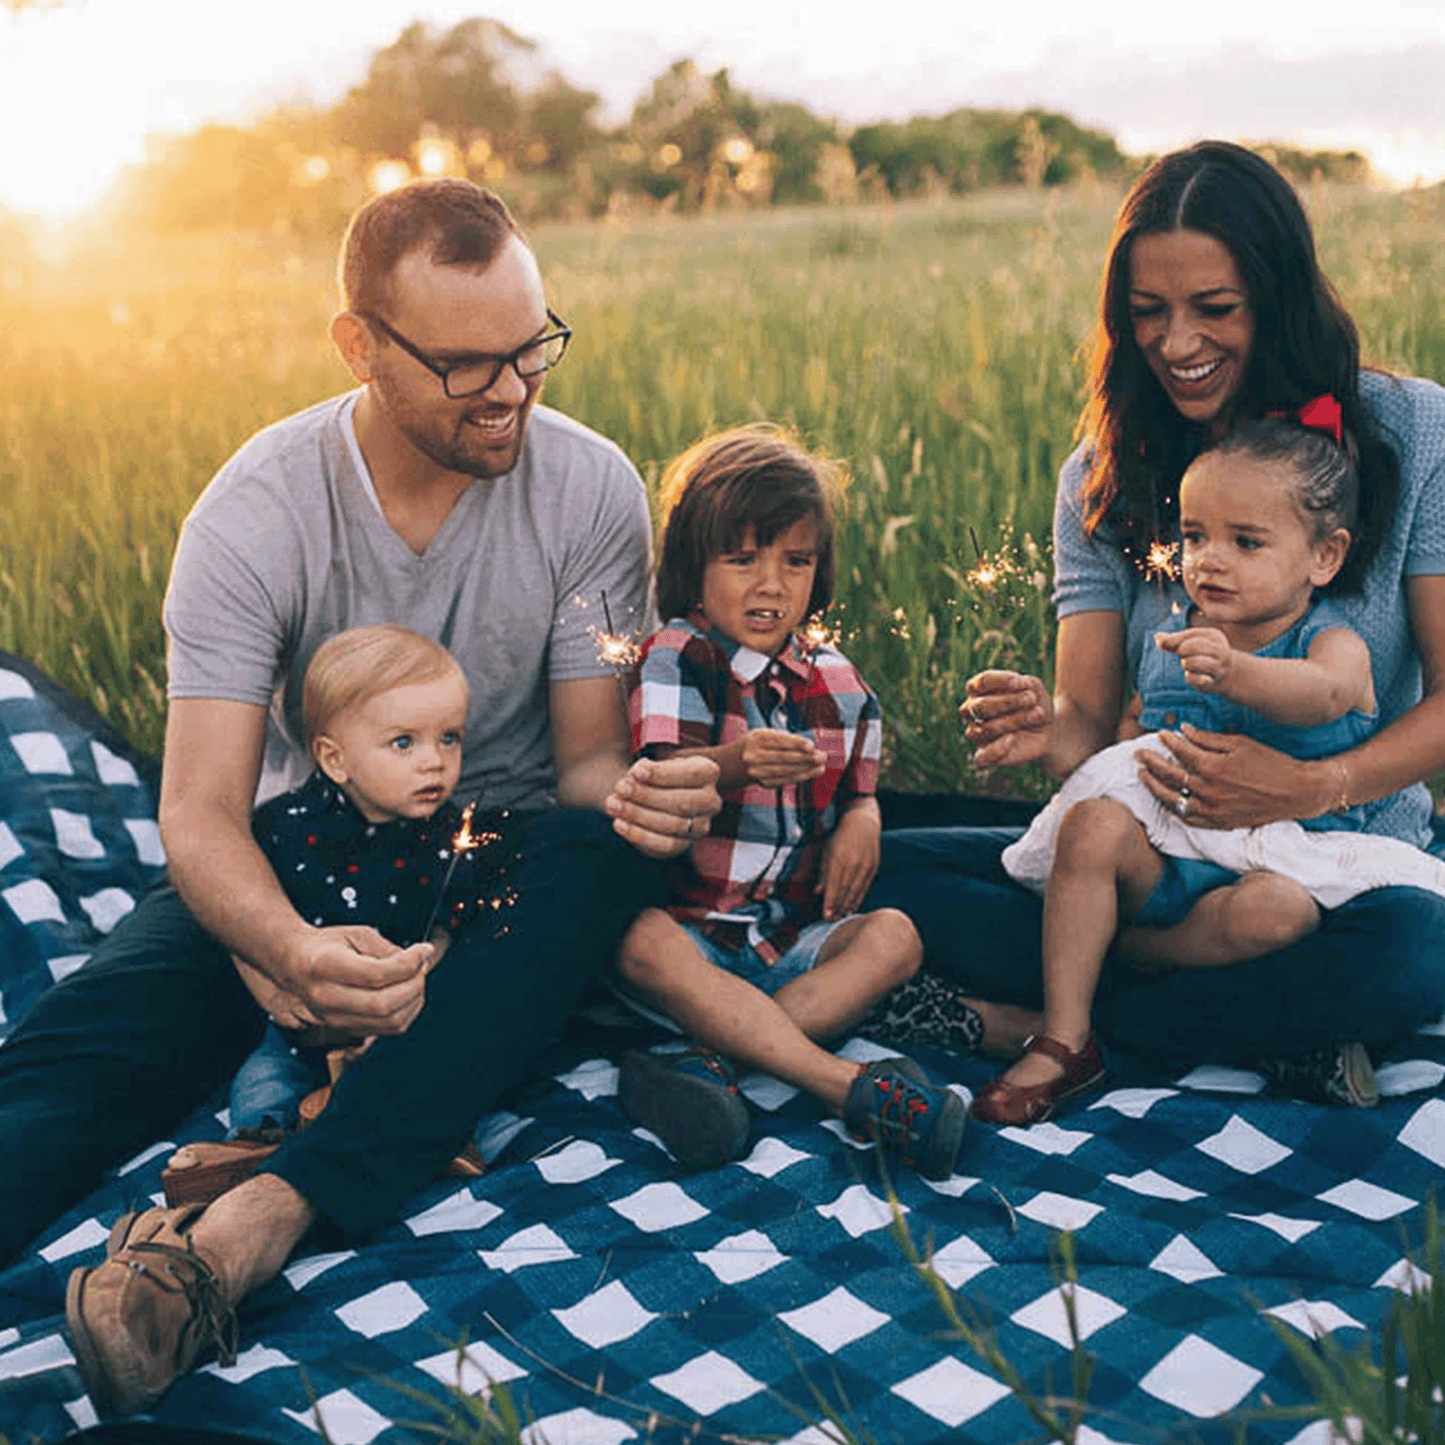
685,612,814,691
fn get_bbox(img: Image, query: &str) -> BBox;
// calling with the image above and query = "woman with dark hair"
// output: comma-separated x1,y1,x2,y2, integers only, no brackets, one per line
868,140,1445,1100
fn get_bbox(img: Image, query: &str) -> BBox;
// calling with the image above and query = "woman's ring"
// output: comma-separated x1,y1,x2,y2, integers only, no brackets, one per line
963,697,979,724
1175,794,1191,818
685,814,695,839
1178,782,1191,799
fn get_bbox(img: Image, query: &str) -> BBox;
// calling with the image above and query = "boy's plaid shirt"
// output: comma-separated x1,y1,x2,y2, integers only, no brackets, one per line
631,614,882,963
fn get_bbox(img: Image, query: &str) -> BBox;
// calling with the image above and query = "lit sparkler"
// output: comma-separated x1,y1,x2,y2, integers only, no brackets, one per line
964,526,1018,592
799,612,839,693
1142,539,1180,583
591,589,643,713
418,799,483,943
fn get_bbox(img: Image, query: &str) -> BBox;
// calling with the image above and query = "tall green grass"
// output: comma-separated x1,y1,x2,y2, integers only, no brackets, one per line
3,185,1443,785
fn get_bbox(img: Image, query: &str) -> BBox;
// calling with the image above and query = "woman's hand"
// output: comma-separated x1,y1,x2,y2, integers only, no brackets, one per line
962,670,1054,769
1136,723,1334,829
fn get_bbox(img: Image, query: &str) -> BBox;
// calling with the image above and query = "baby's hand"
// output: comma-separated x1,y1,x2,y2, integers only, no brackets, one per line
741,728,827,787
1156,626,1235,693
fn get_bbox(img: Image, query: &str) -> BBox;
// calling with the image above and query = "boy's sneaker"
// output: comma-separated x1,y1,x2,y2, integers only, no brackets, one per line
1258,1042,1380,1108
618,1046,751,1170
842,1055,967,1180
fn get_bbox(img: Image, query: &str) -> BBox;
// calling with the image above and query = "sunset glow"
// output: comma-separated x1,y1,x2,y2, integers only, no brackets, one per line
1,0,1444,220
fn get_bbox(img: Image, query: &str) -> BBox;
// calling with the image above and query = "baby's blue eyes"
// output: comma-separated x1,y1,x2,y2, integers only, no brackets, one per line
390,731,461,751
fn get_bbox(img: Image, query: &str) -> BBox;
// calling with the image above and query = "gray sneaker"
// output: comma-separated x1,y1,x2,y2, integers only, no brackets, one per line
618,1046,751,1170
843,1055,967,1180
1259,1042,1379,1108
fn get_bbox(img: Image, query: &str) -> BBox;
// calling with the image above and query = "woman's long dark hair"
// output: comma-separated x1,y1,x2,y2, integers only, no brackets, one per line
1077,140,1397,594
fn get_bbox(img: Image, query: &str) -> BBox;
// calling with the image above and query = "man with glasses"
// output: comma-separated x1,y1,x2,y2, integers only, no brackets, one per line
0,179,719,1414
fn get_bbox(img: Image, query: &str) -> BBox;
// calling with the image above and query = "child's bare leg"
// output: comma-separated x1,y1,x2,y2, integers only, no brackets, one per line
617,908,908,1112
1118,871,1320,970
771,908,920,1041
999,799,1162,1091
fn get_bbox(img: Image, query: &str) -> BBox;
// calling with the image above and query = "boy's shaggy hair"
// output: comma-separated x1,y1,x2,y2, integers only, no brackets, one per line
654,425,842,625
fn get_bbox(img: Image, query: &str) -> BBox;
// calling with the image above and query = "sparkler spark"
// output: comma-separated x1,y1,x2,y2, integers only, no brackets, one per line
590,628,642,670
593,589,643,710
452,801,481,852
1142,539,1180,583
418,799,484,943
800,615,837,654
799,612,839,692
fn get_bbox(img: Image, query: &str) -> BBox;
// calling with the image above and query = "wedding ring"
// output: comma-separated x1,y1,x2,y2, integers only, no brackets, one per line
1175,794,1191,818
962,697,979,724
1178,782,1191,799
685,814,695,838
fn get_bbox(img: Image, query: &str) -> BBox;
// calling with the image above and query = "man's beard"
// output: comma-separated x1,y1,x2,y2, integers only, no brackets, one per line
399,405,529,480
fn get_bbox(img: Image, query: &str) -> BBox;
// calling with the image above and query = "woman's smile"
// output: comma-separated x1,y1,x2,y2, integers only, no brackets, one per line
1130,229,1255,436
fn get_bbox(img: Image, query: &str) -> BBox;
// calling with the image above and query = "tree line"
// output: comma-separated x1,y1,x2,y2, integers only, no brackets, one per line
41,16,1378,235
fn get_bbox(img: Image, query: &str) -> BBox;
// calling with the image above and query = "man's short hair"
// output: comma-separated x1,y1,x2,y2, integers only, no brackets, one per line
338,179,521,317
303,625,468,746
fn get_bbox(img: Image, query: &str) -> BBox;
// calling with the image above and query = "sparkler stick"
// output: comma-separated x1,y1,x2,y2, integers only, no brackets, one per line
418,799,482,944
591,589,642,714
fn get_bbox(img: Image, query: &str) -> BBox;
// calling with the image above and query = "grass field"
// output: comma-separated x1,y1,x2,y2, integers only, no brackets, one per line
3,183,1443,791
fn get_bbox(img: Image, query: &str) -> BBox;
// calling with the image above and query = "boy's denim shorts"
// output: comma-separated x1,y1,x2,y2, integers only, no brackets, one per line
681,916,854,996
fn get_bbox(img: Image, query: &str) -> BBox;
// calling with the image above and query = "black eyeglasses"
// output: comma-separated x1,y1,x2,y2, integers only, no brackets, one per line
359,307,572,398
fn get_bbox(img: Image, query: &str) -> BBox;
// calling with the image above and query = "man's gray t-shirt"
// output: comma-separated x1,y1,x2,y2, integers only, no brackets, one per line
164,391,654,811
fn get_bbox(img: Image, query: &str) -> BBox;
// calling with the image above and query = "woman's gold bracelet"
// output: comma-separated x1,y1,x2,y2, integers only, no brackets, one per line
1333,757,1351,814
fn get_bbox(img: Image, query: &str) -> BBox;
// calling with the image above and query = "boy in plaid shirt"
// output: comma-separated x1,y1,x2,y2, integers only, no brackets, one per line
616,427,966,1180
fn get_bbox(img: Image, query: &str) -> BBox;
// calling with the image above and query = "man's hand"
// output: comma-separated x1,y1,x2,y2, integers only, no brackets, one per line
818,800,880,920
606,753,721,859
740,728,827,788
1156,626,1235,693
232,955,319,1031
235,926,437,1036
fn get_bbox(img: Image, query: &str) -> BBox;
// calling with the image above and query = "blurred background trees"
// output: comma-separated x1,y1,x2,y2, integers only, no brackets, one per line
87,14,1370,236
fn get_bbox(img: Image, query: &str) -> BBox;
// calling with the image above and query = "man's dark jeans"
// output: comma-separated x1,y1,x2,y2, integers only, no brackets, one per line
0,807,662,1267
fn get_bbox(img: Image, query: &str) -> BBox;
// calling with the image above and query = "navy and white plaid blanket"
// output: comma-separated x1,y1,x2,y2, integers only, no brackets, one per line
2,650,1443,1445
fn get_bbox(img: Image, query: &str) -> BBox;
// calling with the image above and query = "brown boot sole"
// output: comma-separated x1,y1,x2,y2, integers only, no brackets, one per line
162,1132,485,1208
162,1139,280,1208
66,1262,124,1416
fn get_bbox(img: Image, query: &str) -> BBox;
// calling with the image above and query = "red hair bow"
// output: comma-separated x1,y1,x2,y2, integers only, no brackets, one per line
1267,393,1343,444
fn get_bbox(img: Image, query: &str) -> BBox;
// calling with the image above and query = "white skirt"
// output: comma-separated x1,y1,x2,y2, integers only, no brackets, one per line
1000,733,1445,909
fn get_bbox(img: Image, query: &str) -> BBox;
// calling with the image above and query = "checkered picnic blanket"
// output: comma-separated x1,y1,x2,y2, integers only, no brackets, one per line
2,650,1444,1445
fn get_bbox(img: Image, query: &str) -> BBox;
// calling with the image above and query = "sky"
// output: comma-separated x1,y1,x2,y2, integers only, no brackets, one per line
1,0,1444,219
